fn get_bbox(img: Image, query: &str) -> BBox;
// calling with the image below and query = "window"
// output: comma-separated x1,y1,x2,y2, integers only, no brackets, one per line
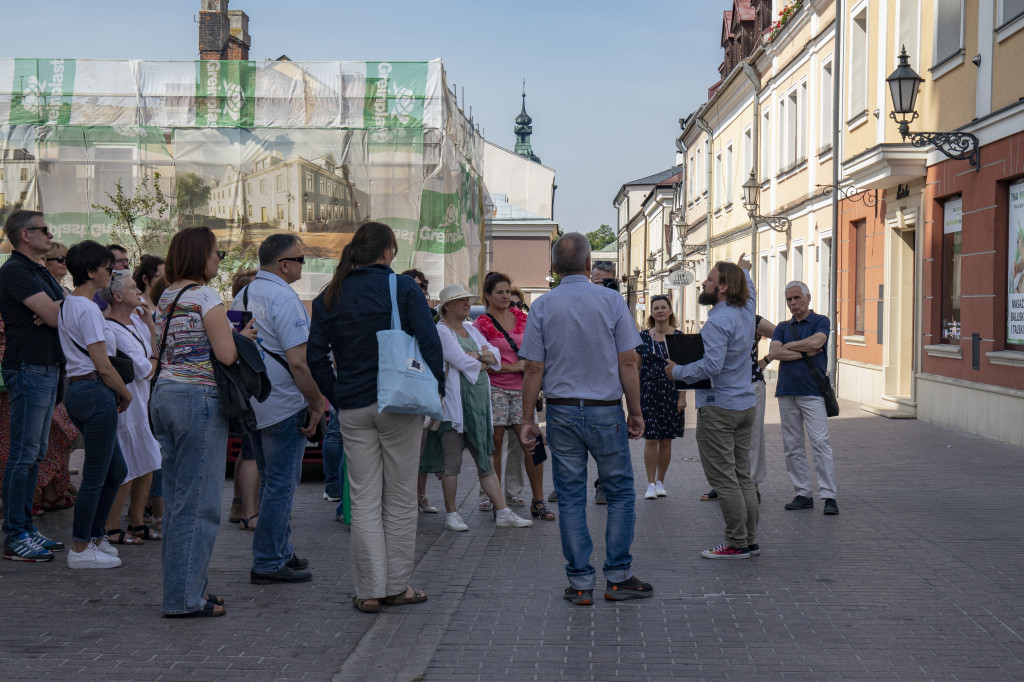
319,178,325,194
247,204,253,218
743,128,752,180
689,153,696,200
715,152,723,209
854,219,867,334
820,61,834,149
305,173,313,191
259,179,266,195
275,174,284,191
20,167,28,182
941,197,963,342
1007,180,1024,346
799,81,808,162
850,9,868,118
725,144,734,204
0,169,4,181
247,182,253,196
934,0,963,64
778,96,788,171
777,248,789,322
759,253,770,316
786,90,798,169
897,0,920,64
260,206,267,222
320,203,327,219
761,110,771,179
305,203,313,221
1002,0,1024,24
794,245,804,284
276,204,284,220
819,236,833,320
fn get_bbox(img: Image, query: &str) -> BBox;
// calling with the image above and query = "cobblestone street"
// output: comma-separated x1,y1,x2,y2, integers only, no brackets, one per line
2,390,1023,681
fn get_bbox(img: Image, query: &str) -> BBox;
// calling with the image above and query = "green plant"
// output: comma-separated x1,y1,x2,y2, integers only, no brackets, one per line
90,171,172,263
210,243,258,301
176,173,212,227
767,0,803,43
586,223,615,251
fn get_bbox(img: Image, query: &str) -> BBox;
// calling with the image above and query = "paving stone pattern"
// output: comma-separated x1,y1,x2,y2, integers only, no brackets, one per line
2,388,1023,680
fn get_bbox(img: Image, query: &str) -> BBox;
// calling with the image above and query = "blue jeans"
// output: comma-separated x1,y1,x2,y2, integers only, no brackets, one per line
253,408,307,574
150,380,227,615
545,403,636,591
322,406,344,500
1,364,59,541
64,379,127,543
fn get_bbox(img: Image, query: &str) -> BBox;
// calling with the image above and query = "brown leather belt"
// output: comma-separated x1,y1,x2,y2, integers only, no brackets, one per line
68,372,98,384
546,398,621,407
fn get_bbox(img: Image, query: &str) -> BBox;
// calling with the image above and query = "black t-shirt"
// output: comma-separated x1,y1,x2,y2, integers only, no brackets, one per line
750,314,765,383
0,250,65,370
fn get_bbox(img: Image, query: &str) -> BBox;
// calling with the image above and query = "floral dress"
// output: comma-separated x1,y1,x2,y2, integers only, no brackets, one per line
636,329,685,441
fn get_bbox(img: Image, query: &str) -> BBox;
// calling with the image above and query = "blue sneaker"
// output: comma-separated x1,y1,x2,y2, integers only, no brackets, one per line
3,532,55,562
29,530,65,552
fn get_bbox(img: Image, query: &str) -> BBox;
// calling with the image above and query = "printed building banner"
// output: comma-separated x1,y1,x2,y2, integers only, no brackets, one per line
1009,181,1024,345
0,58,480,299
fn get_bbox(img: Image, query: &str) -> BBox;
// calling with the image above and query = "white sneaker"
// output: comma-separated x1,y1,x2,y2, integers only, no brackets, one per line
68,544,122,569
445,512,469,532
644,483,658,499
494,510,532,528
322,491,341,502
93,537,118,557
655,481,667,497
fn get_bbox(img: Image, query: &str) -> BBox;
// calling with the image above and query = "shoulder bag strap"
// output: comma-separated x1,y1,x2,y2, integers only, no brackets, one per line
790,319,829,389
388,272,401,331
110,318,147,351
242,282,292,376
485,312,519,357
59,303,91,358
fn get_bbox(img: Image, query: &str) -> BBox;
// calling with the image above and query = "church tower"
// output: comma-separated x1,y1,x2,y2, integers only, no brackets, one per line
513,83,541,164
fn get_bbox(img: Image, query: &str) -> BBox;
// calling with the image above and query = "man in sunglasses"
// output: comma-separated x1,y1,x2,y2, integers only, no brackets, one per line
231,233,324,584
0,210,67,562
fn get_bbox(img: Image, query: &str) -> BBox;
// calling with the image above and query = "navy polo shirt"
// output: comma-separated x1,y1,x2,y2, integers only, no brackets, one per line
773,311,830,397
0,250,65,370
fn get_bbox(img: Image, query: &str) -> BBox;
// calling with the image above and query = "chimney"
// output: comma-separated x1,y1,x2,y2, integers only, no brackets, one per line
198,0,250,61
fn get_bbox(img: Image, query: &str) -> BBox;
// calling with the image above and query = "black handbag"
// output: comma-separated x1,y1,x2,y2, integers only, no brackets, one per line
789,321,839,418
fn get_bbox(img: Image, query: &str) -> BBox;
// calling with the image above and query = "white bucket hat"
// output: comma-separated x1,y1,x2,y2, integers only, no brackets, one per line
438,283,475,314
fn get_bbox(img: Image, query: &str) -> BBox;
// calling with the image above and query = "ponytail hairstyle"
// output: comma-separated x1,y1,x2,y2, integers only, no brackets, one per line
323,222,398,309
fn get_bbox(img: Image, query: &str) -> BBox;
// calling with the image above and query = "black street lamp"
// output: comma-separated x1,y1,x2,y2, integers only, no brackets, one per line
886,46,980,170
647,252,657,276
742,171,791,237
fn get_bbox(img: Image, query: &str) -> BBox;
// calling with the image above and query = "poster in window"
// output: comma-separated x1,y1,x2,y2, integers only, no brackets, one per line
1008,181,1024,345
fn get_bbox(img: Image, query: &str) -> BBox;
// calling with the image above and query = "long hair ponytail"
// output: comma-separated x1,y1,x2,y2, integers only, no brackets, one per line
323,222,398,308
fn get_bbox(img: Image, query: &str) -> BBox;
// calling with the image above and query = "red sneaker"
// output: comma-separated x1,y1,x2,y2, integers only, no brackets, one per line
700,543,751,559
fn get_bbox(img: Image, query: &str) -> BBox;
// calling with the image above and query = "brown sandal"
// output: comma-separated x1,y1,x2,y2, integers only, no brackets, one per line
530,500,556,521
383,587,428,606
352,597,382,613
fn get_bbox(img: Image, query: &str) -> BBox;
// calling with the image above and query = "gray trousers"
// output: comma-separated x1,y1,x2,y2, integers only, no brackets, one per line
339,403,423,599
695,405,758,549
749,380,767,484
778,395,837,499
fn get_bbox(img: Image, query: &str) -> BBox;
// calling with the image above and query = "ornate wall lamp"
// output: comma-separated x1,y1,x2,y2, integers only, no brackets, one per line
742,171,791,238
814,184,878,207
647,252,657,276
886,47,980,171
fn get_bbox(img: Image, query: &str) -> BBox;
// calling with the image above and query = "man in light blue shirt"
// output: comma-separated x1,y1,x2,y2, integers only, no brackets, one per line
519,232,653,605
665,255,758,559
231,234,324,584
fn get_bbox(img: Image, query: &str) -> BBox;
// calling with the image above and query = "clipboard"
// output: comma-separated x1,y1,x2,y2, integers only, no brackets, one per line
665,334,712,390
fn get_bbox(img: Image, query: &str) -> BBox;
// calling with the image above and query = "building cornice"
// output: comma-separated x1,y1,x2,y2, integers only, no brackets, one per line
843,143,929,190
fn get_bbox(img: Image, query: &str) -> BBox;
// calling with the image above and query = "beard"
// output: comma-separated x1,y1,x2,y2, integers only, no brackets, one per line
697,290,718,306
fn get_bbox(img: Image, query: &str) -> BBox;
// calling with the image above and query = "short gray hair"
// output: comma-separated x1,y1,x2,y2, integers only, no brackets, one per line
551,232,590,275
785,280,810,296
98,269,133,304
259,233,303,266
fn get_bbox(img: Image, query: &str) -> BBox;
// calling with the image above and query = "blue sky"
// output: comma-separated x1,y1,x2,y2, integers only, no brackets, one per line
2,0,725,233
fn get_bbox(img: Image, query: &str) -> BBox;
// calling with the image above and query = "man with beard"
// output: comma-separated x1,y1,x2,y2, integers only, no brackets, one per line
664,255,758,559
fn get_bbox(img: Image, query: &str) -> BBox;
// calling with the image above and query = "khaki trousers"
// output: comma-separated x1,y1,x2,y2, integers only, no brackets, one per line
339,403,423,599
696,405,758,549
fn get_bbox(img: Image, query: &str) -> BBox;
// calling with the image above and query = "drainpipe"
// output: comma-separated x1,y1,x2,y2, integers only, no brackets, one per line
693,116,713,281
741,62,760,282
829,1,842,391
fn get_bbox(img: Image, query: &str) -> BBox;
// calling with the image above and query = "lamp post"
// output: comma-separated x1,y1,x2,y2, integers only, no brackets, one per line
647,252,657,276
886,46,980,170
742,171,791,238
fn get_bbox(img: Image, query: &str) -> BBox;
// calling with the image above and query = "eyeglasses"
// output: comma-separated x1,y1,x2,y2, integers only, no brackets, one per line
25,226,53,237
46,256,66,264
114,257,130,266
216,250,226,260
279,255,306,265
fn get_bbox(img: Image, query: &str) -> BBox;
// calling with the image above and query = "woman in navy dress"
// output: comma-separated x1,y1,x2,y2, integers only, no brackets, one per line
635,294,686,500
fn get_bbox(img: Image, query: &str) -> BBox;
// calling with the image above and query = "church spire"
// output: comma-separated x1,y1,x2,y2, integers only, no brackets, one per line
514,80,541,164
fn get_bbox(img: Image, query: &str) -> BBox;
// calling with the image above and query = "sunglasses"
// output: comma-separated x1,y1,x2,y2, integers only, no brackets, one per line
511,301,529,310
417,280,429,292
25,225,53,237
216,250,226,260
279,255,306,265
46,256,66,264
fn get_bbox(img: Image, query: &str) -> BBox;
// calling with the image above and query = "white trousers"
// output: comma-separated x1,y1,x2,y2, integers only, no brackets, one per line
340,403,423,599
778,395,837,499
749,380,767,484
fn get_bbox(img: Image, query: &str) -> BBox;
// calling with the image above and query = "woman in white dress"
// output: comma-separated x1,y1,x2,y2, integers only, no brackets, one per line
100,270,163,544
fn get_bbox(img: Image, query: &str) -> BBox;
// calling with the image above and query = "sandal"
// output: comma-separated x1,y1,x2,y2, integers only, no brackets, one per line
352,597,382,613
165,601,226,618
418,495,438,514
700,489,719,501
204,593,225,606
238,514,258,531
129,524,161,541
478,499,493,512
530,500,556,521
40,493,75,512
508,496,526,507
383,587,428,606
106,528,143,545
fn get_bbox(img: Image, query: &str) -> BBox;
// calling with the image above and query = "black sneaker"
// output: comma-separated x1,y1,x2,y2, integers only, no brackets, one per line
748,543,761,556
563,587,594,605
823,499,839,515
784,495,814,510
604,576,654,601
250,565,313,584
286,553,309,570
594,484,607,505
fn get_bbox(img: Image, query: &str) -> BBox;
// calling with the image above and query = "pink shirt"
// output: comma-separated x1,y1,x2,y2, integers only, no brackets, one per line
473,308,528,391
